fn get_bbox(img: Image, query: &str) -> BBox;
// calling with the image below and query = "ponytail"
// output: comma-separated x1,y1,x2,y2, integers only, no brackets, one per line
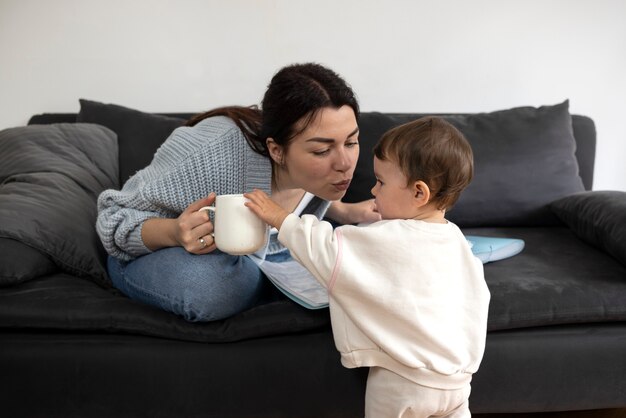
186,105,267,156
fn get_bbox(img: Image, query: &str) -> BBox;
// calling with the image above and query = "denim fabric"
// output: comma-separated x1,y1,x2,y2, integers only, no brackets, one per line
107,247,286,322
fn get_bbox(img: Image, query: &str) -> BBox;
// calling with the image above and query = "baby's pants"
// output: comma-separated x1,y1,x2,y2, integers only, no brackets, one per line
365,367,472,418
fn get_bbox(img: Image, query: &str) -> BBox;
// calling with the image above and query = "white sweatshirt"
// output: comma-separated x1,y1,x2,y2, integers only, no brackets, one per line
278,214,490,389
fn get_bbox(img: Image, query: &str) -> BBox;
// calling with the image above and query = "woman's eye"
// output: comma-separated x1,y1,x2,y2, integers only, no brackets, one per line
312,149,330,156
345,141,359,148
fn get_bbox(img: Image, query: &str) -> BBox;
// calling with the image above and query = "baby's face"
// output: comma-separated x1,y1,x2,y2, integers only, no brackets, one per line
371,157,417,220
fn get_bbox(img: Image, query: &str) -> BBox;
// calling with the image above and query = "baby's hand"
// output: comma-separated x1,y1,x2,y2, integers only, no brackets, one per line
328,199,381,225
349,198,382,224
244,189,290,229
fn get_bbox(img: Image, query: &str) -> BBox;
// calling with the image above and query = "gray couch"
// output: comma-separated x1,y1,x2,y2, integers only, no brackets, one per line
1,99,625,417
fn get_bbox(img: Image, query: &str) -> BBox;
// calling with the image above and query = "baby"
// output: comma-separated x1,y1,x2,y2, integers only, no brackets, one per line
245,116,490,417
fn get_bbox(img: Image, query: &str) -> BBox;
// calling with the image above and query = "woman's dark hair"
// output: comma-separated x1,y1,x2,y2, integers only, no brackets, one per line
186,63,359,159
186,105,264,153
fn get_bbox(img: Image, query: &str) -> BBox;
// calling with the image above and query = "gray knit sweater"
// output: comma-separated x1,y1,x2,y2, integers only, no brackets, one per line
96,116,330,261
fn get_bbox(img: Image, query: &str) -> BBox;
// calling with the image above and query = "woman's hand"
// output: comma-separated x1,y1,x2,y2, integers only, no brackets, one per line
244,189,290,229
142,193,218,254
326,199,381,225
174,193,219,254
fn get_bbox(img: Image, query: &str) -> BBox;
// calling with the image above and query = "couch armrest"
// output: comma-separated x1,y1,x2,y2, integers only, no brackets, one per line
551,191,626,268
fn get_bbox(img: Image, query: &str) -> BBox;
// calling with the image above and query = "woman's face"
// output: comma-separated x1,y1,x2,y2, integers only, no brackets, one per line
272,105,359,201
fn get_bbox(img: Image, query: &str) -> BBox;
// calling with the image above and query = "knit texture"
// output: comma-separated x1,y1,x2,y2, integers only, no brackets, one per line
96,116,329,260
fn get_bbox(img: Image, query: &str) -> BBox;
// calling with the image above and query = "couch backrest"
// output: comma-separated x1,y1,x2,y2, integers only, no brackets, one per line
27,111,596,192
28,101,595,228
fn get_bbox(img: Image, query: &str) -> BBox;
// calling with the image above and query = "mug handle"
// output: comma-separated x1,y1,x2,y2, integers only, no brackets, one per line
198,206,216,237
199,205,215,214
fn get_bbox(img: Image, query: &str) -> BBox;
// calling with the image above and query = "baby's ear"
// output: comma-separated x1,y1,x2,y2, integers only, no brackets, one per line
413,181,431,207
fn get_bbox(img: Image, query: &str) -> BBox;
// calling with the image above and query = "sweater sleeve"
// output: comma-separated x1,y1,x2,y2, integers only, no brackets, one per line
96,116,270,261
96,190,162,261
277,214,341,288
94,124,202,261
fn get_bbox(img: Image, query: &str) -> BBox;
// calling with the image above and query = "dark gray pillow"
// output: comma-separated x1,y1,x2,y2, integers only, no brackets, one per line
0,123,118,288
551,191,626,268
77,99,185,185
345,102,585,227
0,238,57,287
447,100,585,226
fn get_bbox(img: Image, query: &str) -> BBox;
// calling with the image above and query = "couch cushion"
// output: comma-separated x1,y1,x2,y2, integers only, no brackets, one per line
462,226,626,331
551,191,626,268
77,99,186,185
0,123,118,288
346,101,585,227
2,227,625,340
0,273,330,343
0,238,57,287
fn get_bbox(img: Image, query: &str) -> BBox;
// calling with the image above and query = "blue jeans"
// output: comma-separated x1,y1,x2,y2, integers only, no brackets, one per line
108,247,282,322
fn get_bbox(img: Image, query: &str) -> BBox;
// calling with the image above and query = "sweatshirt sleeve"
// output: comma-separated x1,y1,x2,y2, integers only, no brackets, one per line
277,214,341,288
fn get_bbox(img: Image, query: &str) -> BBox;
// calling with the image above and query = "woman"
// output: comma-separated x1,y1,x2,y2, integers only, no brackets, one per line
96,63,379,321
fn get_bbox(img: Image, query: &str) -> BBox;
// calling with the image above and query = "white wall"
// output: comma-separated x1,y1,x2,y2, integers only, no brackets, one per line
1,0,625,190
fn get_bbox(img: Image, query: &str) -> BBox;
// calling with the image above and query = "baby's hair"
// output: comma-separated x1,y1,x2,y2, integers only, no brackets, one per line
373,116,474,210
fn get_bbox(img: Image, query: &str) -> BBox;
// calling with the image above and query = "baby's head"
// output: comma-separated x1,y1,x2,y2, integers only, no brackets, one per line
372,116,473,219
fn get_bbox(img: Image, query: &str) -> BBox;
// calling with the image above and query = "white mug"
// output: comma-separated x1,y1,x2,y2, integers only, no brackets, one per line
200,194,268,255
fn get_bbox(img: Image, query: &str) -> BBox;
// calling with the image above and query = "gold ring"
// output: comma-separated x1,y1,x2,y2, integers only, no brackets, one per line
199,237,207,248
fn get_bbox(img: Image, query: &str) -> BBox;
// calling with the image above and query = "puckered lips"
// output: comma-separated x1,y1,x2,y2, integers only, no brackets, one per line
332,179,351,191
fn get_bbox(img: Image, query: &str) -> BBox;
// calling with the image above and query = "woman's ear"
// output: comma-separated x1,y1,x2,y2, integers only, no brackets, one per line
266,138,284,165
413,181,431,207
